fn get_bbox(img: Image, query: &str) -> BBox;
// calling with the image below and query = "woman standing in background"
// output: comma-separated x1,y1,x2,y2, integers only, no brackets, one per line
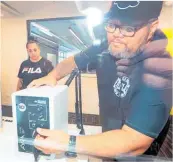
16,40,54,90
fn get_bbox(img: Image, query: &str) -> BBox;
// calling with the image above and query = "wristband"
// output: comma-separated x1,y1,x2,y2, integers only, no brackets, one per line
65,135,77,158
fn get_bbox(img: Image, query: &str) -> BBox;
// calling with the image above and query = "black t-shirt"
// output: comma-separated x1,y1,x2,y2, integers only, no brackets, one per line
74,30,172,155
18,57,54,89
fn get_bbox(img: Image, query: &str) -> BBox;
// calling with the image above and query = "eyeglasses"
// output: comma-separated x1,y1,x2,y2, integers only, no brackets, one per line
104,19,157,37
105,23,147,37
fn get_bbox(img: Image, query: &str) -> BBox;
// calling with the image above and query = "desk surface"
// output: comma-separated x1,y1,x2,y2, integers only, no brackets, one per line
0,120,171,162
0,118,171,162
0,118,101,162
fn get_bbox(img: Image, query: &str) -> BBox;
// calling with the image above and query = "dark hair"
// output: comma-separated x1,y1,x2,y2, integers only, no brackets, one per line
26,40,40,49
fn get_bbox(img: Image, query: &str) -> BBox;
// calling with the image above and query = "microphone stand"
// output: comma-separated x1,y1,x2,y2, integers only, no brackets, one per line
65,68,85,135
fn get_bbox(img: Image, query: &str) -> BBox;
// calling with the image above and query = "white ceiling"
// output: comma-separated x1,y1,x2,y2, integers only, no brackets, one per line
0,1,110,18
1,1,79,18
3,1,56,15
1,1,172,19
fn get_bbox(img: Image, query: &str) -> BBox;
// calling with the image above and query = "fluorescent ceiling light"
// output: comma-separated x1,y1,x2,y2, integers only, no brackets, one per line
30,32,57,45
31,22,68,44
31,22,53,37
69,27,87,48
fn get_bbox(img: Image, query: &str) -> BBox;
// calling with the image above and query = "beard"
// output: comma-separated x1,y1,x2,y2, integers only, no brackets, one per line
108,44,138,59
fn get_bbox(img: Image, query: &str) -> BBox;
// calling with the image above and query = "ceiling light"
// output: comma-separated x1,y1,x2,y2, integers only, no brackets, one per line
31,22,53,37
69,27,87,48
30,32,57,44
85,7,103,27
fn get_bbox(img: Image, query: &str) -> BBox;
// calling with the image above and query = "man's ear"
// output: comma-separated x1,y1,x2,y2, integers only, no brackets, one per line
147,20,159,41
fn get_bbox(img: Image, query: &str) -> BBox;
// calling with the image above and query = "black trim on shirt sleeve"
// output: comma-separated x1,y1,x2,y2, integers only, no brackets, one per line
74,53,90,70
45,60,54,74
74,53,97,71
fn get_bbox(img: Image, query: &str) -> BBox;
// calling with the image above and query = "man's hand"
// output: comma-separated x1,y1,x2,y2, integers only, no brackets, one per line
27,75,57,88
34,128,69,155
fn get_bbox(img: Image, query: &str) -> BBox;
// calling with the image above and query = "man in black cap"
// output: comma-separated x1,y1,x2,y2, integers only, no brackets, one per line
29,1,172,159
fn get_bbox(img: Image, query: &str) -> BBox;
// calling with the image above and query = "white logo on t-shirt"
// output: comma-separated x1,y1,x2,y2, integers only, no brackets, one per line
22,67,42,74
113,76,130,98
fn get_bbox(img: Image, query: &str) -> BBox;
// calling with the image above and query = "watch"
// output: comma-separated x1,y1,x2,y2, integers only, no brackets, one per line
65,135,77,158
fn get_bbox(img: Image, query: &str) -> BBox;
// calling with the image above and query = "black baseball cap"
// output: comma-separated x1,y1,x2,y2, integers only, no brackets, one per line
105,1,163,24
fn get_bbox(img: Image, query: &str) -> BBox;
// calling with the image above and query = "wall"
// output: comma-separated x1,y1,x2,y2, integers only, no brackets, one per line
58,74,99,114
1,18,27,105
1,3,172,115
159,5,173,28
